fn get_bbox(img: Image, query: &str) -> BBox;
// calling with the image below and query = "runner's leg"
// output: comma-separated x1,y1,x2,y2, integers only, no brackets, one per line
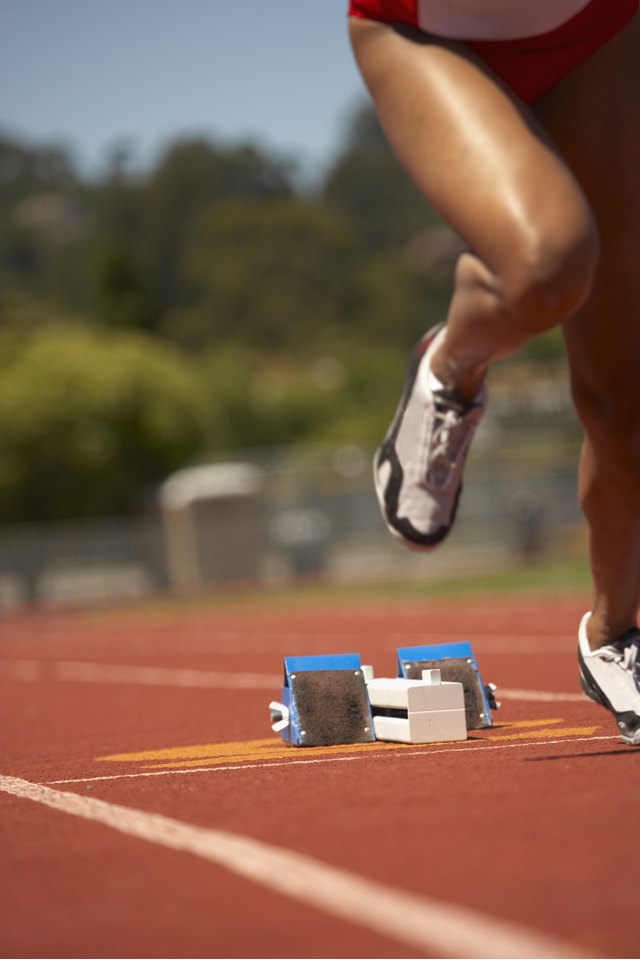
348,18,599,402
533,13,640,648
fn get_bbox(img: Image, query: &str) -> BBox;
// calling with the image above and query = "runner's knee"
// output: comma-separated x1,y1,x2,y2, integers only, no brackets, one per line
499,214,600,335
571,370,640,468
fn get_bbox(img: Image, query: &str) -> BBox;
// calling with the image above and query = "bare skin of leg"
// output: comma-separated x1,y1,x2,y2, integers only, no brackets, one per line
349,19,600,402
349,14,640,649
532,16,640,648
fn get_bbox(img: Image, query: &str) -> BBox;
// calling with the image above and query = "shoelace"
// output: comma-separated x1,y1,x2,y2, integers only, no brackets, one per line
595,638,639,676
426,398,479,490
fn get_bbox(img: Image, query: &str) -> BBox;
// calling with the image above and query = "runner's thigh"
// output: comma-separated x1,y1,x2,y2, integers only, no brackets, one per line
533,13,640,386
349,19,594,279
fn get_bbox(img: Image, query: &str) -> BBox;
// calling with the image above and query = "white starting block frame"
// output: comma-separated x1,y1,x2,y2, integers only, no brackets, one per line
365,668,467,744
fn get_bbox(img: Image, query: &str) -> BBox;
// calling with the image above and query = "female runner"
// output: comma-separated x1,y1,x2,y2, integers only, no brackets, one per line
348,0,640,744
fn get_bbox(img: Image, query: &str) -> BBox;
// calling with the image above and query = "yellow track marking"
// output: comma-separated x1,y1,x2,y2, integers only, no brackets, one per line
487,726,598,741
99,720,565,764
143,742,411,769
99,738,279,763
96,716,600,770
99,738,422,768
492,718,563,729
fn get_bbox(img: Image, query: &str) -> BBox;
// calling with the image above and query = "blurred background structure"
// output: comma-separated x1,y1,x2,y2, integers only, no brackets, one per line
0,1,587,609
0,404,586,607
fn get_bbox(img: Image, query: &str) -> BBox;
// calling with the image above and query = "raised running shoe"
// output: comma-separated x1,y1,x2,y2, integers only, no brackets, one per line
374,324,485,550
578,612,640,746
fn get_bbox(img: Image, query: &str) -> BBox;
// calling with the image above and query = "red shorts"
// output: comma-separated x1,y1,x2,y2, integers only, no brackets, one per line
348,0,638,102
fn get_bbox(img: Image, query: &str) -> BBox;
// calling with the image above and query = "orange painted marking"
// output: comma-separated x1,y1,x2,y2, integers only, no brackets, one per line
492,718,564,729
98,737,422,769
487,726,599,741
96,716,600,770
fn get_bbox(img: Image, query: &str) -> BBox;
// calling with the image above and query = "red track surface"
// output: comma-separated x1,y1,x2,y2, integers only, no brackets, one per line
1,591,638,959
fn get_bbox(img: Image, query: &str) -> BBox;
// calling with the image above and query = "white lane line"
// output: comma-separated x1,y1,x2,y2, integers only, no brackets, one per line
0,659,280,690
1,659,585,700
500,688,586,703
55,661,281,689
0,659,43,682
1,627,575,643
46,735,619,785
0,774,585,959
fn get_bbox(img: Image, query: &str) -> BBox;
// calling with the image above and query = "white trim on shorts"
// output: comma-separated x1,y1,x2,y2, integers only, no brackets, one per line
416,0,591,40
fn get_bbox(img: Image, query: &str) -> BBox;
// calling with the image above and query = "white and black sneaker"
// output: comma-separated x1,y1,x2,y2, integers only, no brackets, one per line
374,324,485,550
578,612,640,746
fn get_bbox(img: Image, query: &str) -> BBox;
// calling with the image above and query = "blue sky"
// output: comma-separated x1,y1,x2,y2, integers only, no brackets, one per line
0,0,368,179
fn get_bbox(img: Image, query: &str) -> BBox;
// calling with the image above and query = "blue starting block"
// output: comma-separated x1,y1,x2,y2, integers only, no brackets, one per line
397,641,499,729
269,653,375,747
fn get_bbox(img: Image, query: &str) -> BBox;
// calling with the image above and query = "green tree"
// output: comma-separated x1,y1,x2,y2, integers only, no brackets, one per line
201,346,344,451
348,250,451,353
0,136,76,205
323,102,442,251
91,237,155,331
0,326,214,522
143,138,295,321
0,135,96,314
165,197,358,353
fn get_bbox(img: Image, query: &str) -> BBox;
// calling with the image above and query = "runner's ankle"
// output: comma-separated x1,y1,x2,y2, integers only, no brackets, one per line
428,347,486,403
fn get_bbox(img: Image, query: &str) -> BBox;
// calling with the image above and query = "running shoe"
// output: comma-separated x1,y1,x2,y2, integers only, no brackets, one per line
578,612,640,746
374,324,486,550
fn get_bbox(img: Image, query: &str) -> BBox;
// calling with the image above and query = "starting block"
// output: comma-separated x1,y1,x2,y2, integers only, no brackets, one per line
366,668,467,744
397,641,499,729
269,642,498,746
269,653,375,747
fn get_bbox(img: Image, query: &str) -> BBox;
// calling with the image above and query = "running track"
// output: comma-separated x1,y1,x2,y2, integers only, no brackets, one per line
1,591,638,959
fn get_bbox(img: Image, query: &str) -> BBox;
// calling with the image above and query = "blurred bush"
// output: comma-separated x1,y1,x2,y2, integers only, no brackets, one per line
0,326,213,522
